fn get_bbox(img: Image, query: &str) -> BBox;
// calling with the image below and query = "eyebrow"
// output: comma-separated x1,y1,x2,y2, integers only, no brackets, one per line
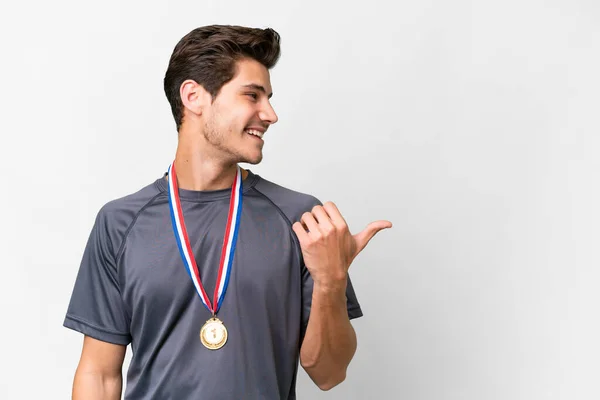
242,84,273,99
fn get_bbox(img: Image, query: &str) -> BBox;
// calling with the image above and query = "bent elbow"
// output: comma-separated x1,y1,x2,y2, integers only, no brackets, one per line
316,370,346,391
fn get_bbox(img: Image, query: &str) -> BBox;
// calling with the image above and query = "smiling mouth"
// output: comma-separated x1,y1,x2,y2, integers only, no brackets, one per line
244,128,264,139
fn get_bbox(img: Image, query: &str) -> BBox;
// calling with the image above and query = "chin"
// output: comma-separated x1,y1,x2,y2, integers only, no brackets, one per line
245,155,263,165
241,152,263,165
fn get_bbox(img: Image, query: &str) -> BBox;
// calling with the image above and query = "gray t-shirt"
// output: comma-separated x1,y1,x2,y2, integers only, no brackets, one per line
64,169,362,400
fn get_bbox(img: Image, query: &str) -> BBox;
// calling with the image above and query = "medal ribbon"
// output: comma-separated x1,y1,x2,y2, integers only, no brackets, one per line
167,161,243,314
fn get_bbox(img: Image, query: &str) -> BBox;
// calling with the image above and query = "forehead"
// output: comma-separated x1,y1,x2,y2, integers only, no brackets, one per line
227,58,272,92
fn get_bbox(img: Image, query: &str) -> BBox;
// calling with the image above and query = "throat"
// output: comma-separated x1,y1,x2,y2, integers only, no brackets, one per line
166,163,249,191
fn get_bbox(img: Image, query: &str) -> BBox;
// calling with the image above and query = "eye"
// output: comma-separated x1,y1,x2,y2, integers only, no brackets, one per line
246,92,258,101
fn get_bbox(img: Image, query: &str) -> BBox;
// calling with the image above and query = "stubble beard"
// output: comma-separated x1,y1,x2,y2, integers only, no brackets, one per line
203,118,263,165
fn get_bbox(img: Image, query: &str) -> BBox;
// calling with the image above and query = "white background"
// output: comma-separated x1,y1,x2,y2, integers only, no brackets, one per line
1,0,599,399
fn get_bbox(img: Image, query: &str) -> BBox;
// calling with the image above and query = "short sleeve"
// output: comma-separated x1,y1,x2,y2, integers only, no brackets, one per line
301,264,364,335
63,208,131,345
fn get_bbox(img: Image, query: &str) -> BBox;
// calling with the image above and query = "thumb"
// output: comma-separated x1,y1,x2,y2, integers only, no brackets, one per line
352,220,392,256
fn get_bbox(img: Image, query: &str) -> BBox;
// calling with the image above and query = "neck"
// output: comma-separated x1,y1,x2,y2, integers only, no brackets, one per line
171,134,248,191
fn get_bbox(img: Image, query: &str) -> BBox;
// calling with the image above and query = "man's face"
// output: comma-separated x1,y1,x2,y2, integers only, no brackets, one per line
202,58,278,165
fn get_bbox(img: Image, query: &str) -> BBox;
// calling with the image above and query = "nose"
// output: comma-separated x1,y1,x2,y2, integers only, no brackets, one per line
259,101,278,125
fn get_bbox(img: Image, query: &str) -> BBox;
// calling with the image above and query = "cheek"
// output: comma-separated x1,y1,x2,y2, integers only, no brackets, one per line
212,101,255,135
210,111,235,135
233,112,254,131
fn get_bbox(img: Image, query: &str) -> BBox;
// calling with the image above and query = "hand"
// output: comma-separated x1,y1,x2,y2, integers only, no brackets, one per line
292,201,392,288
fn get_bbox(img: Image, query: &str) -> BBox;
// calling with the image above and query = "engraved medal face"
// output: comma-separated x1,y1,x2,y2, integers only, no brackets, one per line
200,318,228,350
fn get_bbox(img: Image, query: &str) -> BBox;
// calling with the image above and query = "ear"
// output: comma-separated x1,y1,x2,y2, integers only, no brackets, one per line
180,79,211,117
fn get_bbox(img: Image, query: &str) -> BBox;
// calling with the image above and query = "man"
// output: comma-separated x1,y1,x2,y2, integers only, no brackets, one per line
64,25,391,399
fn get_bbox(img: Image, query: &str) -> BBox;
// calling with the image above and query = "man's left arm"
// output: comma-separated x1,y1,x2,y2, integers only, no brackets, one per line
293,201,392,391
299,277,357,391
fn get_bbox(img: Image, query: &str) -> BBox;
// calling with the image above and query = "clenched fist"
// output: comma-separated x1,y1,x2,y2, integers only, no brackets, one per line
292,201,392,288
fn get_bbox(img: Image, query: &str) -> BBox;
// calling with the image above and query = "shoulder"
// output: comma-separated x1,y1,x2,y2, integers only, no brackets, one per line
93,179,163,254
252,175,322,224
99,180,163,221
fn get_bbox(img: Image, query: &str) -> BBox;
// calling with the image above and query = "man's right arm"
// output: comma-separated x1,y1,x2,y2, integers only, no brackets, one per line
72,336,126,400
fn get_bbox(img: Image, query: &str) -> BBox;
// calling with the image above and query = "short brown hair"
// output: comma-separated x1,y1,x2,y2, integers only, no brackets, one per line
164,25,281,130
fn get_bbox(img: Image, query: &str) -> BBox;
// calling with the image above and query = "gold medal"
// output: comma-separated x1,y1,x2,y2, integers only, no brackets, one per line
200,317,228,350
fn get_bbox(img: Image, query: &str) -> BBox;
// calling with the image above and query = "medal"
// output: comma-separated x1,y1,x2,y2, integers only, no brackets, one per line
200,317,228,350
167,161,243,350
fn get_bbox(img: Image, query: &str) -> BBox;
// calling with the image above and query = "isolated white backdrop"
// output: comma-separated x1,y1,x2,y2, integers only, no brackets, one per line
0,0,598,399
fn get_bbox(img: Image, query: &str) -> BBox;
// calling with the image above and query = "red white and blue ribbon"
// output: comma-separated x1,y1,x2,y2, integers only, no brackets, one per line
167,161,243,314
